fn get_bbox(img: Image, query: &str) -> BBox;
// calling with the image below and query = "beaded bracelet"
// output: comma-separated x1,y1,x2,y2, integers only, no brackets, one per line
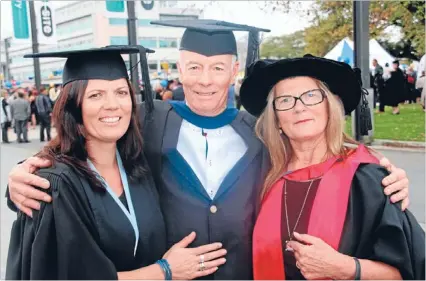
156,259,172,280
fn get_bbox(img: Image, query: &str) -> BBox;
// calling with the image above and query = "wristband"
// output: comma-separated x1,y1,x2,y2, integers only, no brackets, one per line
156,259,172,280
353,257,361,280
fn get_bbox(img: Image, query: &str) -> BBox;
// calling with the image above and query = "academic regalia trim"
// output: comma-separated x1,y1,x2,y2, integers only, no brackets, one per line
168,101,238,129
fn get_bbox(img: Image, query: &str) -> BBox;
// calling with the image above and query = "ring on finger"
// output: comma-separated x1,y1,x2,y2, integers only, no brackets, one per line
199,254,205,263
199,261,205,271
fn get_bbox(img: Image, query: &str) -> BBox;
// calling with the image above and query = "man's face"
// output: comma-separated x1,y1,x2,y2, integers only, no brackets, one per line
372,60,377,67
178,50,239,116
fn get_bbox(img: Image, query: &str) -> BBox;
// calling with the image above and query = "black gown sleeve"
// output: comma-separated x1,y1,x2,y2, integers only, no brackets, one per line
351,164,425,280
6,170,118,280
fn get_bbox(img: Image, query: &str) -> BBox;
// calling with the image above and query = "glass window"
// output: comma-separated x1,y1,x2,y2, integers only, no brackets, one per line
149,62,158,71
110,36,128,45
138,19,155,26
159,38,177,48
109,18,127,26
138,37,157,48
159,14,198,21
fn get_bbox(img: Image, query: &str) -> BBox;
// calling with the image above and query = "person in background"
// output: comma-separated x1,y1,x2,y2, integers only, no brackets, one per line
227,82,235,108
35,86,52,142
172,82,185,101
10,89,31,143
383,60,405,115
234,78,242,110
1,89,12,143
49,83,59,105
405,66,417,104
372,59,385,112
28,90,37,130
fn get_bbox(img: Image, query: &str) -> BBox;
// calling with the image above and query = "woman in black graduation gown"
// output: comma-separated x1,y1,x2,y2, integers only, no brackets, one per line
6,47,226,280
240,55,425,280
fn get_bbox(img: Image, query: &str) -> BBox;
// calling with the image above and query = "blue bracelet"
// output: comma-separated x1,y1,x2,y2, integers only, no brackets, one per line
156,259,172,280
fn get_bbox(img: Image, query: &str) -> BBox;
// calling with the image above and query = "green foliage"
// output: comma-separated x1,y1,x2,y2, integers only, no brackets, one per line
260,30,305,58
266,1,425,58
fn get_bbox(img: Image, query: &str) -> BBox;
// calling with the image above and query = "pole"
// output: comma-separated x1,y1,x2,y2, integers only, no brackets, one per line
4,38,11,81
352,0,370,142
127,0,140,98
29,0,41,91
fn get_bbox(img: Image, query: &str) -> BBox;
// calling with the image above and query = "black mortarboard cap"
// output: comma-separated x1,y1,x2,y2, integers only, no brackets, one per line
150,19,270,73
24,45,156,114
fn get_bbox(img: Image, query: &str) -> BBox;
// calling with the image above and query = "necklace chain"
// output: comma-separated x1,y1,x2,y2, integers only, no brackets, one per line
284,179,314,247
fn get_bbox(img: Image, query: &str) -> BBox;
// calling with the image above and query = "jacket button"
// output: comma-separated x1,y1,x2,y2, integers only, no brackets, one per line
210,205,217,214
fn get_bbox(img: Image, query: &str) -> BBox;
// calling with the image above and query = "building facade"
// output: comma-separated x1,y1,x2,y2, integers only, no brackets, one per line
6,1,202,85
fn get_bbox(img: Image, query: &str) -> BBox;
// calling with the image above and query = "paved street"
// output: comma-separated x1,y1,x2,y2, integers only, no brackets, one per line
0,131,424,278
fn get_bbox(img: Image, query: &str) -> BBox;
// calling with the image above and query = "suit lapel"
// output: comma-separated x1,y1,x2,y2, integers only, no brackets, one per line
214,112,263,200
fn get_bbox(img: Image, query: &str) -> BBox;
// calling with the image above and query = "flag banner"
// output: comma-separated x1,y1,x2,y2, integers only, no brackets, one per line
11,0,31,42
105,0,127,18
35,0,57,45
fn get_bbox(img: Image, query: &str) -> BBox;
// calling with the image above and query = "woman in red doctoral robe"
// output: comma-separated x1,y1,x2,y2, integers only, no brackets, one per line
240,55,425,280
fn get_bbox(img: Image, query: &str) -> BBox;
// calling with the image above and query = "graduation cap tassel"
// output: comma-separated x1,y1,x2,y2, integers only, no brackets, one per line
136,46,154,116
244,30,260,79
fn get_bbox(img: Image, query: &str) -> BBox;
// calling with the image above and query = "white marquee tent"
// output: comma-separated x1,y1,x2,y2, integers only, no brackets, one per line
324,37,395,70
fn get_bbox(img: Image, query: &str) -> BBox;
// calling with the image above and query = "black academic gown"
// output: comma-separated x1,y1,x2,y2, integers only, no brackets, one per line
253,161,425,280
6,162,167,280
340,164,425,280
142,100,270,280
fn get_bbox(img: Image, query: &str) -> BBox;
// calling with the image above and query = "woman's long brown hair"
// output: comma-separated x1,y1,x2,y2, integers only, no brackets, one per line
37,79,147,191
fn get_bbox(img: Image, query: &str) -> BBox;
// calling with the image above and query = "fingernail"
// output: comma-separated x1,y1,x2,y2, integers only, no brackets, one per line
384,189,390,195
222,258,227,263
43,195,51,202
218,243,222,248
293,232,300,236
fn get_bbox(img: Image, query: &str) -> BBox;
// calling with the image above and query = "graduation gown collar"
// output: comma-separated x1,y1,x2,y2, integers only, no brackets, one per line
252,145,379,280
169,100,238,129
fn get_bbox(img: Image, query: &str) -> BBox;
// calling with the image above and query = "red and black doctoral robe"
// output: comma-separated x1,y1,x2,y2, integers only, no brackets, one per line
253,145,425,280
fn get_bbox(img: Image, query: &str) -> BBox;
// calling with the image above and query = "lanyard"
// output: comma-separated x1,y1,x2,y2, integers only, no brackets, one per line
87,149,139,256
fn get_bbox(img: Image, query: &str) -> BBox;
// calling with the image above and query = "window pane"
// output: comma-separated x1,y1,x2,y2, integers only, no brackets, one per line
109,18,127,25
159,38,177,48
138,37,157,48
110,36,128,45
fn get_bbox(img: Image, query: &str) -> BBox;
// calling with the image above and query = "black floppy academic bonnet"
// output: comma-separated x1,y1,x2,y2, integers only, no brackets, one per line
24,45,155,115
150,19,270,75
240,54,372,135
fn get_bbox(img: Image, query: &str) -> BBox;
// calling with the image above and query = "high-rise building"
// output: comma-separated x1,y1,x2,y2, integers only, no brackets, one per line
6,1,202,85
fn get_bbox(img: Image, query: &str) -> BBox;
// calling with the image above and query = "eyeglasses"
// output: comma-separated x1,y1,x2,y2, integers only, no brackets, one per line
273,89,326,111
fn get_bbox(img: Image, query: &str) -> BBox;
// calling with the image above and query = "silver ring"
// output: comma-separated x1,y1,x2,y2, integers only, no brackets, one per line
199,261,205,271
199,254,205,263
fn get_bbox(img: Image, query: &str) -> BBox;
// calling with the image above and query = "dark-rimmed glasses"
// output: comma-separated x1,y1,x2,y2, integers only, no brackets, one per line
273,89,326,111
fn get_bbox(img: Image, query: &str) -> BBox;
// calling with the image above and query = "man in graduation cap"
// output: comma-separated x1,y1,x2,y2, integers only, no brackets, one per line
7,20,411,280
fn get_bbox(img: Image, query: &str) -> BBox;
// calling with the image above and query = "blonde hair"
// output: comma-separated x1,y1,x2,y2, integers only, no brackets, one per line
255,78,364,199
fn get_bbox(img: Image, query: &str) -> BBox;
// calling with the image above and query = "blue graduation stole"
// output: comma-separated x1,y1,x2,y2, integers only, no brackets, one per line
169,101,238,159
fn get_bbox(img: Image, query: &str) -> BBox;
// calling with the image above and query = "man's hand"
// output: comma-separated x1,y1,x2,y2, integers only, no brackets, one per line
379,157,409,210
8,157,52,217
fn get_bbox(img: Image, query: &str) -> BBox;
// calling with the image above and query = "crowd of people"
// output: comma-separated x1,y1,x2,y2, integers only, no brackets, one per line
371,58,425,114
0,84,61,144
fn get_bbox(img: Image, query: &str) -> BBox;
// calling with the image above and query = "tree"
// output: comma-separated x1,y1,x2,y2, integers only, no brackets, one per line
265,1,425,58
260,30,305,58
